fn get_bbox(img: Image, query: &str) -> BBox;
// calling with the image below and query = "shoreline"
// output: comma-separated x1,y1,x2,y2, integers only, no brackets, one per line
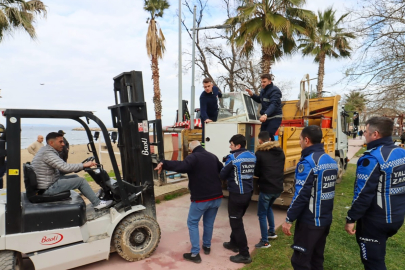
72,127,118,131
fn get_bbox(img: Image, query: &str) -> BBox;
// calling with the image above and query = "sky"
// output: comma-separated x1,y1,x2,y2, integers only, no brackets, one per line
0,0,358,127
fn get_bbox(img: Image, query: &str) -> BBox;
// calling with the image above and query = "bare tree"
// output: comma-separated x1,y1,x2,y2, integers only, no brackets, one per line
344,0,405,105
182,0,291,98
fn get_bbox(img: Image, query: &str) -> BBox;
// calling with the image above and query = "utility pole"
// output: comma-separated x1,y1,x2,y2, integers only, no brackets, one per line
177,0,183,160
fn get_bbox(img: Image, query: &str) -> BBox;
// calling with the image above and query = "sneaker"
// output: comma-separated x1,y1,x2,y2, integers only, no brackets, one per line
230,254,252,264
268,232,278,239
223,242,239,253
183,253,201,263
94,200,113,210
255,240,271,248
202,246,211,255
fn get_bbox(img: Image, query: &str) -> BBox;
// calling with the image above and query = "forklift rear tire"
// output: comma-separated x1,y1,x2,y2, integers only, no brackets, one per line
113,214,161,261
0,251,22,270
335,157,344,184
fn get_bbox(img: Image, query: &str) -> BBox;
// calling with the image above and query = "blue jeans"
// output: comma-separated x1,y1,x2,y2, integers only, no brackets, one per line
187,198,222,254
257,192,280,242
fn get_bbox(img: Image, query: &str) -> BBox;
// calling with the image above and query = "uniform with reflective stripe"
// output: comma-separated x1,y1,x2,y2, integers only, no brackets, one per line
286,143,338,226
347,136,405,223
220,148,256,194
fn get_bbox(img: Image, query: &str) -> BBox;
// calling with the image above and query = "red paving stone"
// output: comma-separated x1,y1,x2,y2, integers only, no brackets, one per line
74,195,286,270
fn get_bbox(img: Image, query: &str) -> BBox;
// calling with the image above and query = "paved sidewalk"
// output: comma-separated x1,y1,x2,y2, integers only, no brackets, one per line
76,194,286,270
347,138,366,164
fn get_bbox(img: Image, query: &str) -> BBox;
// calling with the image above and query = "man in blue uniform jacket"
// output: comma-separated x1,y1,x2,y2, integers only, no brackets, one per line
246,74,282,141
345,117,405,270
220,134,256,264
282,125,338,270
200,77,222,144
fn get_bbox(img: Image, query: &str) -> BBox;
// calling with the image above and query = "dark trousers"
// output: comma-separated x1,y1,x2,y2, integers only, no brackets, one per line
291,221,330,270
261,117,282,141
228,192,252,257
356,217,404,270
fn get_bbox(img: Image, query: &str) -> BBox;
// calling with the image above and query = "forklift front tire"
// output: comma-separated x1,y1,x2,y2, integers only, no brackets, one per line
113,214,161,261
0,251,23,270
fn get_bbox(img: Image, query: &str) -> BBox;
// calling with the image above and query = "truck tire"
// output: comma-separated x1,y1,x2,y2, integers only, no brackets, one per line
334,157,344,184
113,214,161,262
0,251,22,270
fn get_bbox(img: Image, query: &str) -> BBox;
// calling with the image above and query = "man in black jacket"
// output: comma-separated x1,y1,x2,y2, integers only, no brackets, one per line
246,74,282,141
155,141,223,264
200,77,222,144
254,131,285,248
58,130,69,162
220,134,256,264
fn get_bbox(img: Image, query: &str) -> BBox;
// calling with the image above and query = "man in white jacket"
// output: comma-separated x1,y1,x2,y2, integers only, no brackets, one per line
28,135,44,156
32,132,112,210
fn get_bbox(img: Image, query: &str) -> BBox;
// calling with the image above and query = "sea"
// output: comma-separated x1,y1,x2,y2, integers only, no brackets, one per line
21,125,94,149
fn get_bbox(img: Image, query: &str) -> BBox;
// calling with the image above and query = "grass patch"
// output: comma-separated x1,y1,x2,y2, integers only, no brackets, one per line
84,174,93,182
164,192,183,201
84,170,115,182
355,146,367,157
242,164,405,270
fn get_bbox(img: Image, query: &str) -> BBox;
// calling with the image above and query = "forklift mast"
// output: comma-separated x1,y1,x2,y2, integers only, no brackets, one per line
108,71,161,218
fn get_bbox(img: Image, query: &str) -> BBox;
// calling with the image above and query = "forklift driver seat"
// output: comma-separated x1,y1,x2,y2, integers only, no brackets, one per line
23,163,70,203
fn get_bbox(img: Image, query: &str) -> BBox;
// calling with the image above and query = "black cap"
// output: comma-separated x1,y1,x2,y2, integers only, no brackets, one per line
58,130,66,134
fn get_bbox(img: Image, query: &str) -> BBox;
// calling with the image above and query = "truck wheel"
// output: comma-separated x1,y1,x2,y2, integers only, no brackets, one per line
113,214,161,261
335,157,344,184
0,251,22,270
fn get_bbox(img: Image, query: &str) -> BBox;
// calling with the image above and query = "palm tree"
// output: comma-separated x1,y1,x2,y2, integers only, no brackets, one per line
144,0,169,120
227,0,316,74
0,0,47,42
344,90,366,114
299,8,355,97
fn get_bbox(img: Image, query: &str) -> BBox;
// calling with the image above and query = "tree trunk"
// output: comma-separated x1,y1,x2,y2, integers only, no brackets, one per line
151,55,162,119
261,48,273,74
317,52,326,98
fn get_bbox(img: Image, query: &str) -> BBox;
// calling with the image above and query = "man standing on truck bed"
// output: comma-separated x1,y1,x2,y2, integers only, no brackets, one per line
200,78,222,145
246,74,282,141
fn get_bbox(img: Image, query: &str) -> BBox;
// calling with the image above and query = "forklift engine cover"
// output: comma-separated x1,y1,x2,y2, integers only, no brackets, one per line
21,191,86,233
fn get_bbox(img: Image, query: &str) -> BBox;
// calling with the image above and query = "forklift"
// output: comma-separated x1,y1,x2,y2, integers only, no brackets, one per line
0,71,164,269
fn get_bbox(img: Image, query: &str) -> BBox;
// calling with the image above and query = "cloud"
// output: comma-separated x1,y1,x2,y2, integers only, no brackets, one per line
0,0,358,127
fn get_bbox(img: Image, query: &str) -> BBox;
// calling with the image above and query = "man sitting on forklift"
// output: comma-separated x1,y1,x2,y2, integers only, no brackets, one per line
246,74,282,141
32,132,113,209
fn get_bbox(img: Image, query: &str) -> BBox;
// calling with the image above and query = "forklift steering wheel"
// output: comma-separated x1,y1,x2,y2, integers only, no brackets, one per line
82,156,95,164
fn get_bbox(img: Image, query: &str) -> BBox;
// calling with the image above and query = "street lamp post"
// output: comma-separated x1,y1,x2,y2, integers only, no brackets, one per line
189,6,231,129
178,0,182,160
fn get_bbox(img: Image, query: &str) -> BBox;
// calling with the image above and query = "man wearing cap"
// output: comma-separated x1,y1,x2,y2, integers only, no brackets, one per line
58,130,69,162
